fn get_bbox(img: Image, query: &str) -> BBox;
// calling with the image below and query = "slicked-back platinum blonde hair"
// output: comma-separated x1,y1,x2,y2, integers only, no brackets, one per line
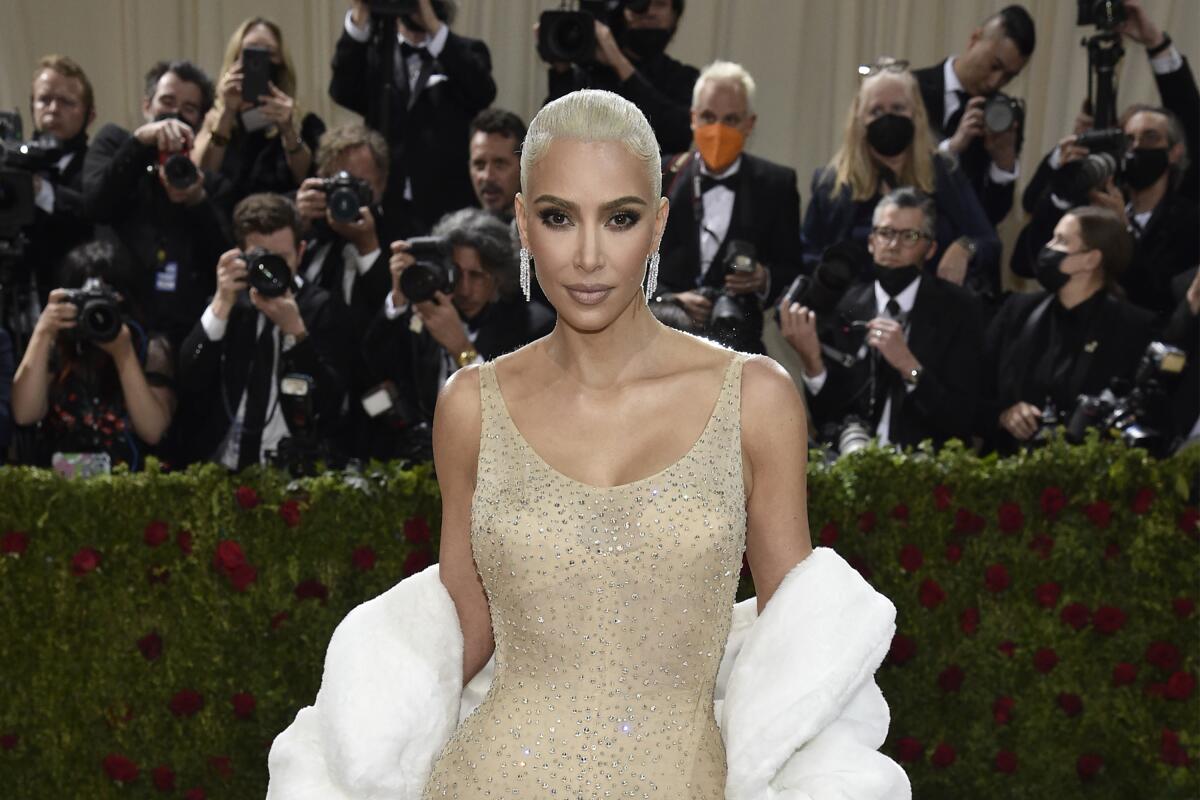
692,60,756,113
520,89,662,200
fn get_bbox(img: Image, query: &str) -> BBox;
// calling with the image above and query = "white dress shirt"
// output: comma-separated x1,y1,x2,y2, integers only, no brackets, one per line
303,241,381,304
33,151,77,214
939,57,1019,185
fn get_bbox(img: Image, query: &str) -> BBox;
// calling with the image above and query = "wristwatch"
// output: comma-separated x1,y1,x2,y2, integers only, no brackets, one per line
903,364,923,388
456,347,479,368
954,236,977,262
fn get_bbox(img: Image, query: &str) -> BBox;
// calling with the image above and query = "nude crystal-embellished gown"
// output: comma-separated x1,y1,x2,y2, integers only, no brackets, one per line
422,353,750,799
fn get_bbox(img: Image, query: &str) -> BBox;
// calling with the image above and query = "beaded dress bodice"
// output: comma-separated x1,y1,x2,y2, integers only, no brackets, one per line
421,353,749,799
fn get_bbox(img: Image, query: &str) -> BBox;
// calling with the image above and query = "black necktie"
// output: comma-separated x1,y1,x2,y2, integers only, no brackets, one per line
886,298,902,319
400,42,433,62
237,318,276,471
870,298,904,430
945,89,970,135
700,174,737,193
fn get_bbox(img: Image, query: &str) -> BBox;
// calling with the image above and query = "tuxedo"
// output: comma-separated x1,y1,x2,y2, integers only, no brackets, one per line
329,21,496,236
914,60,1017,225
1162,268,1198,444
82,123,233,346
1155,55,1199,203
174,279,352,467
0,328,12,461
805,276,983,449
24,140,95,305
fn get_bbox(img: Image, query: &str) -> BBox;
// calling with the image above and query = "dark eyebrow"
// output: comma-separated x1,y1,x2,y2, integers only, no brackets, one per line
533,195,648,212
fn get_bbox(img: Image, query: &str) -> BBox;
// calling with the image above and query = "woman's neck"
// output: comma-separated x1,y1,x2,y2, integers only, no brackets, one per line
1056,274,1104,309
874,152,907,187
540,290,667,390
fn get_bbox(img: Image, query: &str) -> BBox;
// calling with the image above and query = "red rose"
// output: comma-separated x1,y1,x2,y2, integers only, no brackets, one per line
269,611,290,630
231,692,256,719
0,733,17,750
169,689,204,718
1146,641,1182,672
1131,487,1154,515
888,633,917,665
944,542,963,564
295,579,329,603
889,504,909,522
895,736,923,763
994,750,1018,774
208,755,232,780
278,500,301,528
993,696,1014,725
997,502,1024,533
212,540,246,573
1173,597,1194,618
1179,508,1200,536
2,531,29,555
857,511,877,533
1103,542,1121,560
185,788,207,800
1076,753,1103,781
818,522,838,546
918,578,946,610
1057,692,1083,717
177,530,193,556
1166,671,1195,700
953,508,986,534
898,544,923,572
138,631,163,661
930,742,956,768
937,664,965,693
1083,500,1111,529
403,516,431,544
959,607,979,636
235,485,260,509
1034,582,1061,609
1040,486,1066,518
152,764,175,791
933,483,952,511
984,563,1010,593
403,549,433,576
102,753,139,783
1146,681,1168,698
143,520,169,547
1112,662,1138,686
71,546,101,576
1033,647,1059,674
228,563,258,592
1162,728,1190,767
1060,602,1091,631
1028,533,1054,560
352,546,377,572
1093,605,1126,634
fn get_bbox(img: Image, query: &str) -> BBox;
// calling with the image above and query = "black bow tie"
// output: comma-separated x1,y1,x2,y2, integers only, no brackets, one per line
400,42,433,62
700,173,737,193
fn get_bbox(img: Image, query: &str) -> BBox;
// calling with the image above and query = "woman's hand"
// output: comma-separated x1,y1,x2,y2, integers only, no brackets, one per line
218,65,245,114
259,82,296,135
95,323,134,361
33,289,77,340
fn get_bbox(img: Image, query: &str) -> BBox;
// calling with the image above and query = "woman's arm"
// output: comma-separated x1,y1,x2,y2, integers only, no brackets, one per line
432,364,495,687
100,330,175,445
12,290,77,425
741,356,814,615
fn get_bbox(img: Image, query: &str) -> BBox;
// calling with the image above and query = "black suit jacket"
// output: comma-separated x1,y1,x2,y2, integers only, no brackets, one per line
82,123,234,346
1162,267,1198,443
806,277,983,449
0,327,12,461
914,60,1017,225
25,143,95,303
1156,56,1199,203
329,27,496,235
174,281,352,466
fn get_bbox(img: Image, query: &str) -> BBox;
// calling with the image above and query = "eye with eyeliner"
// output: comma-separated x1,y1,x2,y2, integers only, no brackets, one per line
538,208,571,228
609,210,641,229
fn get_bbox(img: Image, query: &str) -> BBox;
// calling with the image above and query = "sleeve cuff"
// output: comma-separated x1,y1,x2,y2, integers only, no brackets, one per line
1048,147,1063,170
937,138,954,155
1150,46,1184,75
1049,192,1072,211
354,247,381,276
384,291,409,320
34,178,55,214
344,9,370,42
800,369,827,395
201,305,228,341
427,22,449,57
987,159,1019,184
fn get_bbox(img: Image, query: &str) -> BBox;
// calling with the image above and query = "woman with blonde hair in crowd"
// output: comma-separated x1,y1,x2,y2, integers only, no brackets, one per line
192,17,325,203
802,58,1001,298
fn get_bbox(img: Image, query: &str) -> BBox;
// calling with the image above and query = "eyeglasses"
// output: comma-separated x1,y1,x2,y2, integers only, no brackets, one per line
858,58,910,78
871,226,929,245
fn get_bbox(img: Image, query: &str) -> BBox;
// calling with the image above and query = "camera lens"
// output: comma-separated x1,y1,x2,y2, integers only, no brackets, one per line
81,301,121,343
328,187,362,224
163,153,198,189
984,97,1015,133
400,262,450,304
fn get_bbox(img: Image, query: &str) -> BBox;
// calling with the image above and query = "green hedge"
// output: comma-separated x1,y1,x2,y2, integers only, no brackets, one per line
0,438,1196,798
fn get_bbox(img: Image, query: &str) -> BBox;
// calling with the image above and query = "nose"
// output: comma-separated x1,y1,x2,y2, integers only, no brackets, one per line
574,223,604,274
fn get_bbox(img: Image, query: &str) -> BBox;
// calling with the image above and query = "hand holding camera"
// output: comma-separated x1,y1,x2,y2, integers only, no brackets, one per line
865,316,919,375
723,260,767,295
1113,0,1164,49
212,249,249,317
999,400,1043,441
389,240,416,306
414,290,470,355
779,302,823,377
250,285,305,338
671,291,713,326
948,96,988,154
134,117,194,152
33,288,79,341
296,177,328,222
218,64,245,113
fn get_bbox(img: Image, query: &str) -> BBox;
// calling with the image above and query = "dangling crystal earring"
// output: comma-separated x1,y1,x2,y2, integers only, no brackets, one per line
645,250,660,303
519,247,531,302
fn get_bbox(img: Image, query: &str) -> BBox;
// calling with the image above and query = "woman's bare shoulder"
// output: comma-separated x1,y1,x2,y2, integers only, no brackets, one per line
432,364,484,476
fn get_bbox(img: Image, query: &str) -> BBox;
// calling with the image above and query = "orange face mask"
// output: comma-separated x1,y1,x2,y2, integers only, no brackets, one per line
693,123,745,173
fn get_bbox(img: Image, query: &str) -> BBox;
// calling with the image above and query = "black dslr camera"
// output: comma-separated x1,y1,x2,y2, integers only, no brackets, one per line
1077,0,1126,29
983,93,1025,134
1053,128,1130,205
151,112,200,190
782,241,864,314
694,240,760,351
321,171,373,224
63,277,123,343
0,110,52,237
243,247,294,298
538,0,650,64
399,235,455,304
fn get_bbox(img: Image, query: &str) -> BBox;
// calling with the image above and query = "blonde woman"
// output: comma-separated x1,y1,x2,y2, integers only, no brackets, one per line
192,17,324,202
802,59,1001,298
269,90,909,800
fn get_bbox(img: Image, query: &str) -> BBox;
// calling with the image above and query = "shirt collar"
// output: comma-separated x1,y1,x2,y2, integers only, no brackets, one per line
944,56,964,97
874,274,922,316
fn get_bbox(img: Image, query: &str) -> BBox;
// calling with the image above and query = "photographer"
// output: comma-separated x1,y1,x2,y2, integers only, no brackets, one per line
82,60,233,347
21,55,98,306
10,241,175,470
1162,268,1198,446
984,206,1154,455
654,61,801,353
0,329,12,462
801,59,1001,301
192,17,326,205
176,194,351,470
913,5,1036,225
361,208,553,446
331,0,496,236
541,0,697,155
781,188,982,451
468,108,524,221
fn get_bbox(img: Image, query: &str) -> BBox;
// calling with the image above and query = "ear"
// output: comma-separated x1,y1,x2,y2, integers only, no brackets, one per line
87,106,97,129
689,108,700,132
923,238,938,264
141,95,153,121
966,26,983,49
1168,140,1186,165
867,235,876,259
743,113,758,138
513,192,530,251
652,196,670,252
294,239,307,271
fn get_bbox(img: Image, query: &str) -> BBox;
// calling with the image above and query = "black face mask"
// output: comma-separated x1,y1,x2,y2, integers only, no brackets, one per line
624,28,672,60
1035,247,1071,293
866,114,914,158
153,110,196,133
872,263,922,296
1124,147,1169,191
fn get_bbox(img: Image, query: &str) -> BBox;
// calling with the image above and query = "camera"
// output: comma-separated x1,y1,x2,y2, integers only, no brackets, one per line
1077,0,1126,30
695,240,759,351
243,247,293,298
63,277,123,343
399,235,456,304
150,112,200,190
1053,127,1130,205
269,373,347,476
783,241,863,315
983,93,1025,134
816,416,872,461
321,170,373,224
538,0,650,64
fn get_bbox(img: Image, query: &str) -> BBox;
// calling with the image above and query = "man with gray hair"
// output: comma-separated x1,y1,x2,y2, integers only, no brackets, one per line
654,60,801,354
779,187,984,450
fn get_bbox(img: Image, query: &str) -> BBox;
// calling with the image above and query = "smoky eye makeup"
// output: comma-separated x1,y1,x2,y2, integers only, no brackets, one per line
537,208,572,228
608,210,642,229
